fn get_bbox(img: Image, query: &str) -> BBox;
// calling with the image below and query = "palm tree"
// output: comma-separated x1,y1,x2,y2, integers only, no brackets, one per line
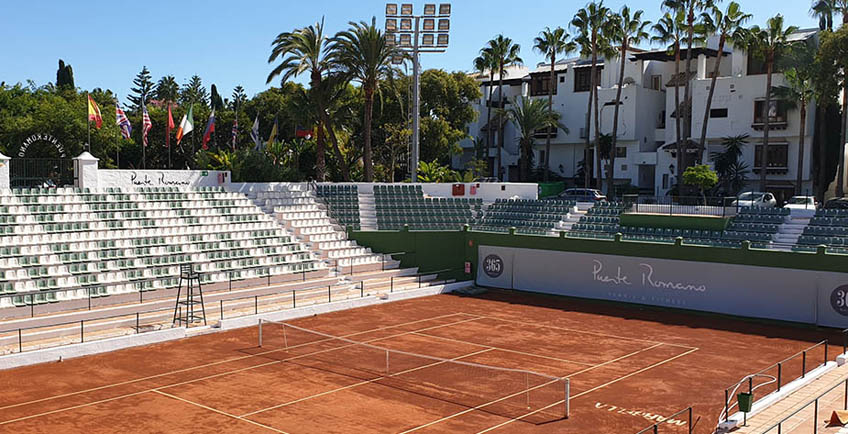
747,15,799,192
473,50,498,176
155,75,179,104
664,0,710,149
267,18,332,181
533,27,576,182
606,7,651,197
711,134,750,195
330,17,403,182
294,73,354,181
653,11,687,191
699,2,751,163
502,96,566,181
484,35,523,181
773,67,815,195
811,0,848,30
572,1,611,190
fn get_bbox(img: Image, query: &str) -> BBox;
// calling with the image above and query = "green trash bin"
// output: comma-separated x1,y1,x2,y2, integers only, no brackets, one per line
737,392,754,413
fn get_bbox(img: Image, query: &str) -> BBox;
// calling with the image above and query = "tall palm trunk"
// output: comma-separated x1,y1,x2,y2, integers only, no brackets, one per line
544,58,555,181
684,6,695,144
699,34,727,163
485,72,495,177
674,42,684,192
497,63,505,181
363,85,375,181
520,138,531,181
796,102,807,195
591,39,602,190
311,71,326,181
759,56,773,192
818,105,828,202
837,86,848,197
583,69,594,188
609,42,627,198
320,111,351,181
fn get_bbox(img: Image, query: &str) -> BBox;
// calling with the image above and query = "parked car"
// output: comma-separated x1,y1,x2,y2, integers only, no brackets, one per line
783,195,818,210
731,192,776,208
558,188,607,202
825,197,848,209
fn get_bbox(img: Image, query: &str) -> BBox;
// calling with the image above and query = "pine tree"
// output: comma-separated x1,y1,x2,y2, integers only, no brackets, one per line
128,66,153,110
56,59,74,89
231,85,247,110
180,75,208,107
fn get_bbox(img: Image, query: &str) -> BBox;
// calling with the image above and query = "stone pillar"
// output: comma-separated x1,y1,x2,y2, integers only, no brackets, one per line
0,152,9,190
73,151,99,190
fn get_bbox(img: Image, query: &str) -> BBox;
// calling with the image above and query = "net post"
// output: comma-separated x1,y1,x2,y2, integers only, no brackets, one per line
258,318,263,347
283,323,288,350
525,372,530,409
565,378,570,418
385,349,390,375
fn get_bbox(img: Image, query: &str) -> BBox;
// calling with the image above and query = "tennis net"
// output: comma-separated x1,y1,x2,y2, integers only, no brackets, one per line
258,319,570,425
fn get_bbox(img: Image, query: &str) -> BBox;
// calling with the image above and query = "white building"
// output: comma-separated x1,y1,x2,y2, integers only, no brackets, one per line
456,28,820,202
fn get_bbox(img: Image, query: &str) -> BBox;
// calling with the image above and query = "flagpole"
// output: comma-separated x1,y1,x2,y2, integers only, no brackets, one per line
86,92,91,152
167,103,171,169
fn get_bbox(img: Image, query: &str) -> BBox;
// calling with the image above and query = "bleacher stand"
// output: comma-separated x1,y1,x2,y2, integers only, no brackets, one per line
0,186,324,309
374,185,482,230
795,208,848,253
474,199,575,235
315,184,361,230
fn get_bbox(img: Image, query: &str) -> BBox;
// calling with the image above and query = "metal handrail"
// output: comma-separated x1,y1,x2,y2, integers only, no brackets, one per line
761,375,848,433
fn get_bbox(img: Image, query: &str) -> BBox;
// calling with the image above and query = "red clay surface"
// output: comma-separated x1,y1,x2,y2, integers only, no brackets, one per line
0,289,842,434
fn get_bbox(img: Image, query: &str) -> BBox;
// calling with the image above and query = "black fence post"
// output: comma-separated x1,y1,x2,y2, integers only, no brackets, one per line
80,320,84,343
826,342,829,363
803,351,807,378
30,294,34,317
292,290,296,308
18,329,22,353
328,285,331,303
220,300,223,320
136,312,140,332
778,362,782,391
254,296,258,315
725,389,729,422
88,288,91,310
391,277,394,293
229,272,232,292
688,407,693,434
360,281,364,298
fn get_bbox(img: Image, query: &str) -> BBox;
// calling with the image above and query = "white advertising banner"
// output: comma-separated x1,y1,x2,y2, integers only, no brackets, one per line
478,245,848,327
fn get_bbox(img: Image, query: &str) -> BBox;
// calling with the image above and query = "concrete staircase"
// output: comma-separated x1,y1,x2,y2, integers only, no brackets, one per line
358,191,378,231
773,215,811,251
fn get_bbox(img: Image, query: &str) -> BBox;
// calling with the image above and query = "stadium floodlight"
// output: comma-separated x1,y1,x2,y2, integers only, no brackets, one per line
386,19,398,32
385,2,452,182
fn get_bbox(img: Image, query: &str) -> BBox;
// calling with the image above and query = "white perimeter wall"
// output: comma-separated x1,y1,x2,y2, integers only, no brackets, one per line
477,245,848,328
227,182,538,201
98,169,231,190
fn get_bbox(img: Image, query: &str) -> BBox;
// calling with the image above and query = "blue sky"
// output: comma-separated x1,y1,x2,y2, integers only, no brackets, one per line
0,0,819,104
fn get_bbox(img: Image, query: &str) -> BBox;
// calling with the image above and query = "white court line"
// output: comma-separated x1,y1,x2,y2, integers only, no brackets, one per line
0,313,482,424
240,348,496,418
462,313,698,350
397,342,666,433
412,331,597,367
153,390,290,434
473,347,701,434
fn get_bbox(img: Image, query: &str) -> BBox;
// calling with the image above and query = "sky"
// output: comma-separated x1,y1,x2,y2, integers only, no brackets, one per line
0,0,820,104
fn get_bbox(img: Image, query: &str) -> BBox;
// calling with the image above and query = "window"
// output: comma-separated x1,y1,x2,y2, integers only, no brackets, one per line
574,66,602,92
539,150,546,166
662,173,669,189
559,76,565,83
754,143,789,171
753,100,789,128
530,74,557,96
533,126,558,139
621,164,628,171
651,75,662,90
615,147,627,158
710,108,728,118
747,52,785,75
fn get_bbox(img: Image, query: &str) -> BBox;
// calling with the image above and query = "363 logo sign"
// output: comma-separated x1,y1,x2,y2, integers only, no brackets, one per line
830,285,848,316
483,254,504,278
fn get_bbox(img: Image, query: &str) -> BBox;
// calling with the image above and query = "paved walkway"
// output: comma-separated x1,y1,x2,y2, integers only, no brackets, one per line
734,362,848,433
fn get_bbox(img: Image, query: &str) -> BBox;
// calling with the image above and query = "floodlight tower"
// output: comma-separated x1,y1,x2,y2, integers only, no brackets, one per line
385,3,451,182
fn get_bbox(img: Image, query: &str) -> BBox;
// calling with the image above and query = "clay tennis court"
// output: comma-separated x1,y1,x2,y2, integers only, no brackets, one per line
0,289,842,434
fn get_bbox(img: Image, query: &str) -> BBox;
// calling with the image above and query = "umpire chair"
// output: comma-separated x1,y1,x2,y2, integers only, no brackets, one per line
173,263,207,326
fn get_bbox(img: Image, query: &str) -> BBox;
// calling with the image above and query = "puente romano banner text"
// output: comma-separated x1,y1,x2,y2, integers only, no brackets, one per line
477,245,848,327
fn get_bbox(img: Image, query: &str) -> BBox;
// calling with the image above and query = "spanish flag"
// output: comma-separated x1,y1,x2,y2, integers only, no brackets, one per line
87,95,102,129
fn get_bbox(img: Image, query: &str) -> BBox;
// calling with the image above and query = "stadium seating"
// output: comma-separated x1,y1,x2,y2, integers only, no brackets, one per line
0,186,324,308
795,209,848,253
374,185,482,230
474,199,575,235
315,184,361,230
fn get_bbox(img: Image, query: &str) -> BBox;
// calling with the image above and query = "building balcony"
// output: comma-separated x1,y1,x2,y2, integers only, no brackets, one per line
635,152,657,165
752,121,788,131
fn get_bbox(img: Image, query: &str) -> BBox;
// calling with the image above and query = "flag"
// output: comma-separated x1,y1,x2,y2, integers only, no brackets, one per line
142,103,152,147
115,102,132,140
266,117,278,148
231,117,238,150
87,95,103,129
250,115,261,150
201,110,215,150
176,104,194,144
295,126,314,139
166,103,175,148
